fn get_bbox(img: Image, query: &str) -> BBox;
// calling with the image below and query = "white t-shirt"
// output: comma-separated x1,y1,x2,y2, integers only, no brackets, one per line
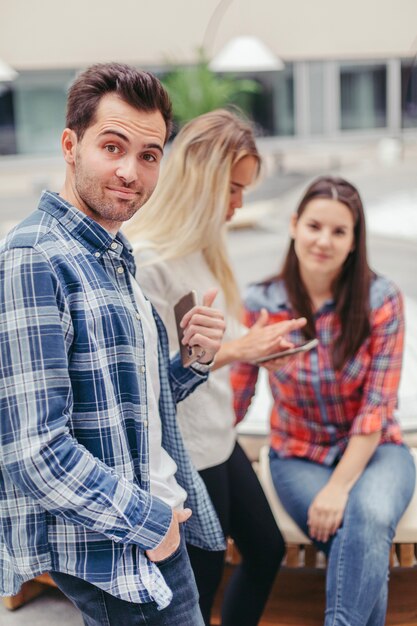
135,248,243,471
129,275,186,509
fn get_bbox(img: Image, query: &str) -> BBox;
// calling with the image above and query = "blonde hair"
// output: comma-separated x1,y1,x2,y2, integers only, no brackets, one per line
125,109,261,317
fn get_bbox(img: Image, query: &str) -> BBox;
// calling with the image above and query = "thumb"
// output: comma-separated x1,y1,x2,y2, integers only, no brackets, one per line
252,308,269,328
177,508,192,523
202,288,218,308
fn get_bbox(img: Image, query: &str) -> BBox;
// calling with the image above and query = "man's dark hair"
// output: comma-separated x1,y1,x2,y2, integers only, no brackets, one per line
66,62,173,142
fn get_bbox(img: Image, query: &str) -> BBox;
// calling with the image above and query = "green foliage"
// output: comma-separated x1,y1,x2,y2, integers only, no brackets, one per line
162,49,260,127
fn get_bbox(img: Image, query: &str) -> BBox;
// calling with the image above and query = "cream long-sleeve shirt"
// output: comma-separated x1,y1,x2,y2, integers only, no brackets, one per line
135,247,241,471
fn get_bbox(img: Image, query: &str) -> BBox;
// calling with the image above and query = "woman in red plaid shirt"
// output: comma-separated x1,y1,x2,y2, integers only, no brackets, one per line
231,176,415,626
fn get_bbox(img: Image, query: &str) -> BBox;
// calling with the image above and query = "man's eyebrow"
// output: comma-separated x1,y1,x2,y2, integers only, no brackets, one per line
144,142,164,155
98,129,128,142
97,131,164,155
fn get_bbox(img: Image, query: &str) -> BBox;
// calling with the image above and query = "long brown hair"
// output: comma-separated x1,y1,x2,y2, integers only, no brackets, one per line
279,176,372,370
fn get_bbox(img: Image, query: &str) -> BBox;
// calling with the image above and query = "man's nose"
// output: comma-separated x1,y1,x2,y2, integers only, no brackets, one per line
116,157,137,185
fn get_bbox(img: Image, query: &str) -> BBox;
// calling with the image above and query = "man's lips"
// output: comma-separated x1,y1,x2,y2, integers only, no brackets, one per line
107,186,139,198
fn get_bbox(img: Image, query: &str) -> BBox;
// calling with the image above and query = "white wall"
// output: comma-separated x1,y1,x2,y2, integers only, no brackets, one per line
1,0,417,70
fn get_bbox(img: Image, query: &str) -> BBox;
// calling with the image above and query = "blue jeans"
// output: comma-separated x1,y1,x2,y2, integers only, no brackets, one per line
50,532,204,626
270,444,416,626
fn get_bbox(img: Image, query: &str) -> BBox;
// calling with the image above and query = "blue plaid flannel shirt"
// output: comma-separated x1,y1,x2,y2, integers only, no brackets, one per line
0,191,225,609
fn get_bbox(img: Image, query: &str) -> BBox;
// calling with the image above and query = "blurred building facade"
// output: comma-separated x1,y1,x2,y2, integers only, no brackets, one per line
1,0,417,155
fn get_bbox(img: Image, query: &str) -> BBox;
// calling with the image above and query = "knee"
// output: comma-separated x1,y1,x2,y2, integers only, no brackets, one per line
267,532,286,565
348,497,396,541
258,519,286,553
234,502,286,573
246,528,285,572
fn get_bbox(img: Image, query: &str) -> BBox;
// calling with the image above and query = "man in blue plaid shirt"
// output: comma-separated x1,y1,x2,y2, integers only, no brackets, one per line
0,63,226,625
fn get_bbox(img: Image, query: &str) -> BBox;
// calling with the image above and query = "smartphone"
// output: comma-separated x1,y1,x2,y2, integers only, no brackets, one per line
174,290,200,367
255,338,319,363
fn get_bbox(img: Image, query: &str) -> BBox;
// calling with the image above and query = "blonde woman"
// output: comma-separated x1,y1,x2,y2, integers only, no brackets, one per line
125,110,305,626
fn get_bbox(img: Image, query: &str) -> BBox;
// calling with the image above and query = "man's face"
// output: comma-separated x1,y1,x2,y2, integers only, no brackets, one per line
62,93,166,233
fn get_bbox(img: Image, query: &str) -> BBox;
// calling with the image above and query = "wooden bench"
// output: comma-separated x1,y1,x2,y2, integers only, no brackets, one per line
1,573,57,611
3,446,416,612
257,445,417,568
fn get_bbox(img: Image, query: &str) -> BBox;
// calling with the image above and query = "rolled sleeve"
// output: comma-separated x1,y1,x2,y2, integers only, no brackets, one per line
350,287,404,436
169,352,209,402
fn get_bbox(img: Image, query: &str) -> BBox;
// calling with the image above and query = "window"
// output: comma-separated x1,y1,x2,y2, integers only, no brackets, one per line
13,70,74,155
0,86,17,155
340,63,387,130
401,59,417,129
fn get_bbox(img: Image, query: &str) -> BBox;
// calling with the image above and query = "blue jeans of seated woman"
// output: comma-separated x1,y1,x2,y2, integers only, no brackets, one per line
50,530,204,626
269,444,415,626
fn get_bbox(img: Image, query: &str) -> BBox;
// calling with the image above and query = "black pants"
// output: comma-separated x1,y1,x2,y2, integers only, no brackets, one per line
187,442,285,626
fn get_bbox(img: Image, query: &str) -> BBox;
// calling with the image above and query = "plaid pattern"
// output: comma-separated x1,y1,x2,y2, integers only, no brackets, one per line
0,191,224,608
231,277,404,465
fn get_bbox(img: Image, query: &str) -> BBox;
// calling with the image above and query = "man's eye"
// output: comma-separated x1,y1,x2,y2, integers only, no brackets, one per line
143,153,158,163
105,145,119,154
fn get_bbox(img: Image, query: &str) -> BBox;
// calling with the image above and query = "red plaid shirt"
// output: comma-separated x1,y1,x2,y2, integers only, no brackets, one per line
231,275,404,465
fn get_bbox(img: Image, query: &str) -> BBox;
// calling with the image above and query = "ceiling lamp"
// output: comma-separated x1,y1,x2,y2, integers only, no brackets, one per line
0,59,18,82
209,36,284,72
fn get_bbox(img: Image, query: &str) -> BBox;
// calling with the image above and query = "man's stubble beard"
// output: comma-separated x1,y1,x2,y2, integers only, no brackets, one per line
74,159,151,226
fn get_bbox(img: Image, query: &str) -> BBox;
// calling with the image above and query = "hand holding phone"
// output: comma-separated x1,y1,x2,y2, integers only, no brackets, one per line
174,291,200,367
255,338,319,363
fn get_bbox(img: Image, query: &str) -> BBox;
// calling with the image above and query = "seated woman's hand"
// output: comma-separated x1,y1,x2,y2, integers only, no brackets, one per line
239,308,306,363
307,482,349,543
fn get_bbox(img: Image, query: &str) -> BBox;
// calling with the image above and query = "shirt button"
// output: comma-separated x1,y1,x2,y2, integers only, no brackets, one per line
110,242,118,250
117,266,124,274
140,366,146,374
136,312,141,320
94,252,100,258
143,420,148,428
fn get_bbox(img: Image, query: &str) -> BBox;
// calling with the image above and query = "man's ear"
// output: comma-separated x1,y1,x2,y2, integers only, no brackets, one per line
61,128,78,165
289,213,298,239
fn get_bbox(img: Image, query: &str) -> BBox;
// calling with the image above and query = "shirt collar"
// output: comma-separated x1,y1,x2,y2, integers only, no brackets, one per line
255,279,335,315
38,190,136,274
318,298,335,311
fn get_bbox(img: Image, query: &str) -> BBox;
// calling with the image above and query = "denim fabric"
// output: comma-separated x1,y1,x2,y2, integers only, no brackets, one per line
50,532,204,626
269,444,415,626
